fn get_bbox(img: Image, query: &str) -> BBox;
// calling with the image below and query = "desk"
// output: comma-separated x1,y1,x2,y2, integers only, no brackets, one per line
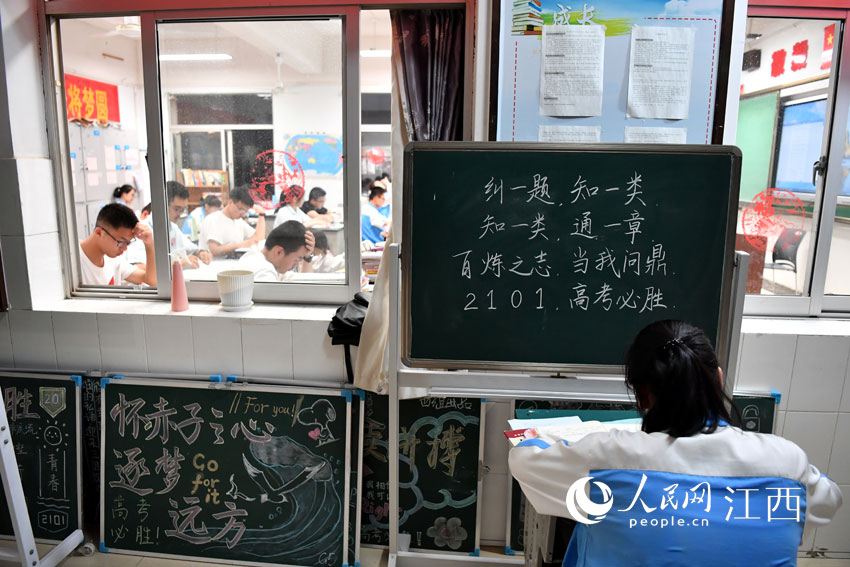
182,258,239,282
182,255,346,284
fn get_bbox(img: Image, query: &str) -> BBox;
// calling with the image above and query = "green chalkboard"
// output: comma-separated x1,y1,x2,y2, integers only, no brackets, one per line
737,93,778,203
0,373,81,541
360,393,481,553
402,143,740,371
101,379,351,566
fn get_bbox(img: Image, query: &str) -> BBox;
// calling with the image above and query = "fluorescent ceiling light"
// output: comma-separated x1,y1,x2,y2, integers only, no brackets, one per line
360,49,391,58
159,54,232,62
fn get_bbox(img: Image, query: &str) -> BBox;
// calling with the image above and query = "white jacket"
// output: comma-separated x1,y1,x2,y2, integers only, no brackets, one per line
509,425,842,567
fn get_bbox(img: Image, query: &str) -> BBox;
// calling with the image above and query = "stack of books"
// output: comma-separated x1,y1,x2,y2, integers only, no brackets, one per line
512,0,543,35
179,169,226,187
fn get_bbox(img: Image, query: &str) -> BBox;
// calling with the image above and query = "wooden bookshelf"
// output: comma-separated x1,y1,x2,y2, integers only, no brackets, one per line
177,169,228,208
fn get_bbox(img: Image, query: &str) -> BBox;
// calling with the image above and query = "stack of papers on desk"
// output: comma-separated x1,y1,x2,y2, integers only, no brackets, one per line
505,416,641,446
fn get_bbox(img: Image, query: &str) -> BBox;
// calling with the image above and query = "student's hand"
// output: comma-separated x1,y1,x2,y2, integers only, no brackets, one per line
252,204,267,215
134,222,154,245
304,230,315,255
182,255,200,269
198,250,212,265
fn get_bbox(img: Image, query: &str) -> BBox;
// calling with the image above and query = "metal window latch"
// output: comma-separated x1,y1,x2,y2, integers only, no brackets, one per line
813,155,827,185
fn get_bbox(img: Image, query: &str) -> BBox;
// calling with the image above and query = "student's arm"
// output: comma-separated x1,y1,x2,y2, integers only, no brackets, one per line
125,223,157,286
299,230,315,273
251,205,266,242
802,463,843,536
208,239,254,258
509,438,589,520
181,231,210,264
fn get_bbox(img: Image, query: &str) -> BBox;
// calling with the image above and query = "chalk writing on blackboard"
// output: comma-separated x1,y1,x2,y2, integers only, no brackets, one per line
454,170,672,315
360,394,481,552
0,377,79,540
103,384,348,566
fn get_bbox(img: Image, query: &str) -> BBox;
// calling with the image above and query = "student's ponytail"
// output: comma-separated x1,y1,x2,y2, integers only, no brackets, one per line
625,320,738,438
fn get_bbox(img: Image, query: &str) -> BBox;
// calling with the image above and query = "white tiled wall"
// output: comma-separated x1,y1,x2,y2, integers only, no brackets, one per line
1,307,850,551
736,331,850,555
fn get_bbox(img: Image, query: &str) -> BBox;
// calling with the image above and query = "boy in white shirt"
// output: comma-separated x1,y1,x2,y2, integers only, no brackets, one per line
78,203,156,286
199,187,266,258
234,220,314,282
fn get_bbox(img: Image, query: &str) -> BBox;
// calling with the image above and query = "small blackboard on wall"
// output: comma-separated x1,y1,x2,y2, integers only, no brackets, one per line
361,393,482,553
0,372,81,541
101,378,351,566
402,143,740,372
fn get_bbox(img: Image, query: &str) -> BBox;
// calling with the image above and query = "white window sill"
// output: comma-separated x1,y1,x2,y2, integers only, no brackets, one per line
742,315,850,336
41,297,337,322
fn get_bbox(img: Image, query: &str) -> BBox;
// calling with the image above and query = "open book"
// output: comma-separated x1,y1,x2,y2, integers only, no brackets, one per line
505,418,642,446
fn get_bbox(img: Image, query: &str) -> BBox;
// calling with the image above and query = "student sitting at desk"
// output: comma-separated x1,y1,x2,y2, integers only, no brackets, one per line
361,184,390,244
510,319,842,567
199,187,266,258
311,230,345,273
274,185,327,229
182,194,222,243
234,220,314,282
301,187,335,225
127,182,211,269
79,203,156,287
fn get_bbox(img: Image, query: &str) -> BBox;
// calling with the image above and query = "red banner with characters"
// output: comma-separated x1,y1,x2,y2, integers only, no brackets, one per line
64,74,120,123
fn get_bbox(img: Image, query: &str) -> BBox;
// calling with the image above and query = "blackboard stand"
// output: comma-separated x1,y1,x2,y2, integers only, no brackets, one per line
0,390,84,566
384,244,750,567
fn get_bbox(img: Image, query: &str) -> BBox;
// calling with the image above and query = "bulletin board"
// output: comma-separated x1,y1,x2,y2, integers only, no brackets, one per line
495,0,734,145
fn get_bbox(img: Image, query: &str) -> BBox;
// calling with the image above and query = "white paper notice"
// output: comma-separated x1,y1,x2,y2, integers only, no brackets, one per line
627,26,695,119
624,126,687,144
106,171,118,185
86,157,99,172
538,125,601,143
541,25,605,117
104,148,117,171
86,172,100,187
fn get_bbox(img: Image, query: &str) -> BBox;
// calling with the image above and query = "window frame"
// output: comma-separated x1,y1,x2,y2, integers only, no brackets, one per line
742,5,850,317
44,0,474,306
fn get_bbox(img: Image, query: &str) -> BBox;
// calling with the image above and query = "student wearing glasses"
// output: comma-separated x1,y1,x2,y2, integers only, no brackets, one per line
78,203,156,286
128,181,211,269
199,187,266,258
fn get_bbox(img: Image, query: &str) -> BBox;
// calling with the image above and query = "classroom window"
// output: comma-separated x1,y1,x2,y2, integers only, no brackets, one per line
735,13,850,315
57,16,155,293
157,18,349,298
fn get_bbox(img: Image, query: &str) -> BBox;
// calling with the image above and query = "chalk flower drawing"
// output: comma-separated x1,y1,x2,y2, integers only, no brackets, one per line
426,516,468,550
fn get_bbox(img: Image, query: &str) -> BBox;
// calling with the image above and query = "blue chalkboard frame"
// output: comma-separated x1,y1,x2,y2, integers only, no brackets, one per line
401,142,742,375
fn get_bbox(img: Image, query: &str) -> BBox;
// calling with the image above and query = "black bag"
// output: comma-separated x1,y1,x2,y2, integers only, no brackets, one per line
328,291,371,382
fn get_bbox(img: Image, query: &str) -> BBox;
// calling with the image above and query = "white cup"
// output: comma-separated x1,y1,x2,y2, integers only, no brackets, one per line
217,270,254,310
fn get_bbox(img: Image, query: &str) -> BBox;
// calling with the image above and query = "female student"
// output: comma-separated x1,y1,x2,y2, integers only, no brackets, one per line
274,185,326,229
510,320,842,567
112,184,136,207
